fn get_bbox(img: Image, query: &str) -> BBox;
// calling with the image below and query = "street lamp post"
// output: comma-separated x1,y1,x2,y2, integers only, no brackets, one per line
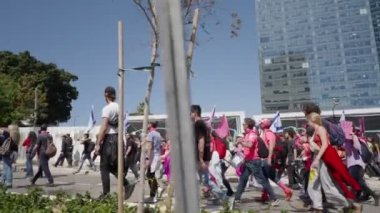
124,63,160,212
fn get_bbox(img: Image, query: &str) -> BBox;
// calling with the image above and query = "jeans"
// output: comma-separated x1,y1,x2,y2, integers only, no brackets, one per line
235,159,276,201
100,134,129,195
349,165,377,198
76,153,95,172
32,155,54,184
25,153,34,177
2,155,13,187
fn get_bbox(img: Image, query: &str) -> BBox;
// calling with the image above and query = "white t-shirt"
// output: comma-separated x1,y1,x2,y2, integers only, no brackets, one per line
101,102,119,134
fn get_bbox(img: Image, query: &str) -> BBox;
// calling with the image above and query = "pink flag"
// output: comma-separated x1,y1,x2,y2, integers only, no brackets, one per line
216,115,229,139
359,117,366,137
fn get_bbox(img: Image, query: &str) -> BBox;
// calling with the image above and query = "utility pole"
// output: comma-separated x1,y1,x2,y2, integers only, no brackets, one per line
157,0,200,212
34,87,38,130
117,20,125,213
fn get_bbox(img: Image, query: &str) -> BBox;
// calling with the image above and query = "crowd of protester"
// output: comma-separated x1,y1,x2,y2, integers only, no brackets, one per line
2,95,380,212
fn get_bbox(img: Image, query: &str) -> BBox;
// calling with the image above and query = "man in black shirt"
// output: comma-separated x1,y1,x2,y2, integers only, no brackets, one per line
31,124,54,186
191,105,211,194
73,133,96,174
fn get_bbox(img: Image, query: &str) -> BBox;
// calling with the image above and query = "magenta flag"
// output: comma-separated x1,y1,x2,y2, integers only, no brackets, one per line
216,115,229,138
359,117,366,137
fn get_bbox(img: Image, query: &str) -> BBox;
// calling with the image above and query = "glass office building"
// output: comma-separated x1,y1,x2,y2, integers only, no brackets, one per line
256,0,380,113
370,0,380,63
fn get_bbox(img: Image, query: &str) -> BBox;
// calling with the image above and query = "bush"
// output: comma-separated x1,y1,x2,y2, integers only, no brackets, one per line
0,186,155,213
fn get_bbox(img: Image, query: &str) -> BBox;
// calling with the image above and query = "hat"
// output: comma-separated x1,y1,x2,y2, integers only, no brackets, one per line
105,86,116,97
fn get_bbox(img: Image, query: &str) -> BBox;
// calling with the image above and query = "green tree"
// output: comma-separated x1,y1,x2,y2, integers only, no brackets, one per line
0,51,78,126
130,101,146,116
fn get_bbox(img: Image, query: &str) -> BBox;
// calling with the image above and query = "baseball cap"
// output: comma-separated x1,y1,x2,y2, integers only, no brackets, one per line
105,86,116,98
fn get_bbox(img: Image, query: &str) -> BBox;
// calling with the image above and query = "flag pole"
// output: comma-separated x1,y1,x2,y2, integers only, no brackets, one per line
117,20,125,213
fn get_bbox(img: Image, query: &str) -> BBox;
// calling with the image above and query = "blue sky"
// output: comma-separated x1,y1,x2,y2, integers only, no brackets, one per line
0,0,261,126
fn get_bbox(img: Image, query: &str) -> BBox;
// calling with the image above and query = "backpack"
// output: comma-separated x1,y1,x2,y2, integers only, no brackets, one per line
0,138,12,156
359,141,373,164
257,136,269,158
45,136,57,158
322,119,345,146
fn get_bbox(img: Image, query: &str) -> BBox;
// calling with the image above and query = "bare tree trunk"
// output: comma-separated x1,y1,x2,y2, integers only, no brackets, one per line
138,4,158,213
186,8,200,78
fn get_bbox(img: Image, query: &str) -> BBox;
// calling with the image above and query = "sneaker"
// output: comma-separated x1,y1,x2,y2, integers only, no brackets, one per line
157,187,165,198
270,199,280,207
72,171,79,175
46,183,55,187
285,190,293,201
144,197,157,203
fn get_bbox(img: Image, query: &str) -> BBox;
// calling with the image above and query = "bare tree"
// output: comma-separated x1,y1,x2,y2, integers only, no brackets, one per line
131,0,242,212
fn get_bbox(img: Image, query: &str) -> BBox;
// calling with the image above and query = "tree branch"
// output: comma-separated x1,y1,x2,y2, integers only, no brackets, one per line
132,0,158,39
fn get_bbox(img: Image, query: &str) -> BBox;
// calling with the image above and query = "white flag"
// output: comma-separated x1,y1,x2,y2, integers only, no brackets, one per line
270,111,283,133
86,105,96,133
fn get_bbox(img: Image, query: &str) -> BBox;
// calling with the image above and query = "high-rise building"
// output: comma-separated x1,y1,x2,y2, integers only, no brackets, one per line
256,0,380,113
370,0,380,63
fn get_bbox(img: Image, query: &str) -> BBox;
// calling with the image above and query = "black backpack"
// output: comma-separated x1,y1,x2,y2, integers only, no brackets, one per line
257,136,269,158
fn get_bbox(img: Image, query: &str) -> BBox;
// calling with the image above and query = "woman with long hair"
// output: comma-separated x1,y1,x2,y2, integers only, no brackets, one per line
307,113,361,208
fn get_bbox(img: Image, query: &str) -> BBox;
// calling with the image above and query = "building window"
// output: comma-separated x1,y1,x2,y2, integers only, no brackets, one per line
264,58,272,64
302,62,310,68
360,8,368,15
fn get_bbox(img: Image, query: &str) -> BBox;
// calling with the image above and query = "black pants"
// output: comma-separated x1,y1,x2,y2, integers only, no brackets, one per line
54,152,73,167
146,166,158,198
100,134,129,195
221,162,234,195
125,155,139,179
287,164,298,186
349,165,377,198
32,155,53,184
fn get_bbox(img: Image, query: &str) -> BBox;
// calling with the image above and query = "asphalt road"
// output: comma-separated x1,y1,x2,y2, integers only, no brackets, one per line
4,163,380,212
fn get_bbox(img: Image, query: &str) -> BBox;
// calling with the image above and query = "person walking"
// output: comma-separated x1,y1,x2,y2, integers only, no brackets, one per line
284,128,301,190
73,133,96,174
30,124,54,186
54,134,73,167
23,131,37,178
191,105,212,197
307,112,361,211
94,86,134,199
231,118,279,209
260,119,293,202
0,130,18,189
145,121,164,202
346,129,379,205
124,134,139,179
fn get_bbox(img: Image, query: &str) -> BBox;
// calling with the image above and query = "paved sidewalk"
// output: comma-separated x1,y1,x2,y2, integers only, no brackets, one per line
2,163,380,212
